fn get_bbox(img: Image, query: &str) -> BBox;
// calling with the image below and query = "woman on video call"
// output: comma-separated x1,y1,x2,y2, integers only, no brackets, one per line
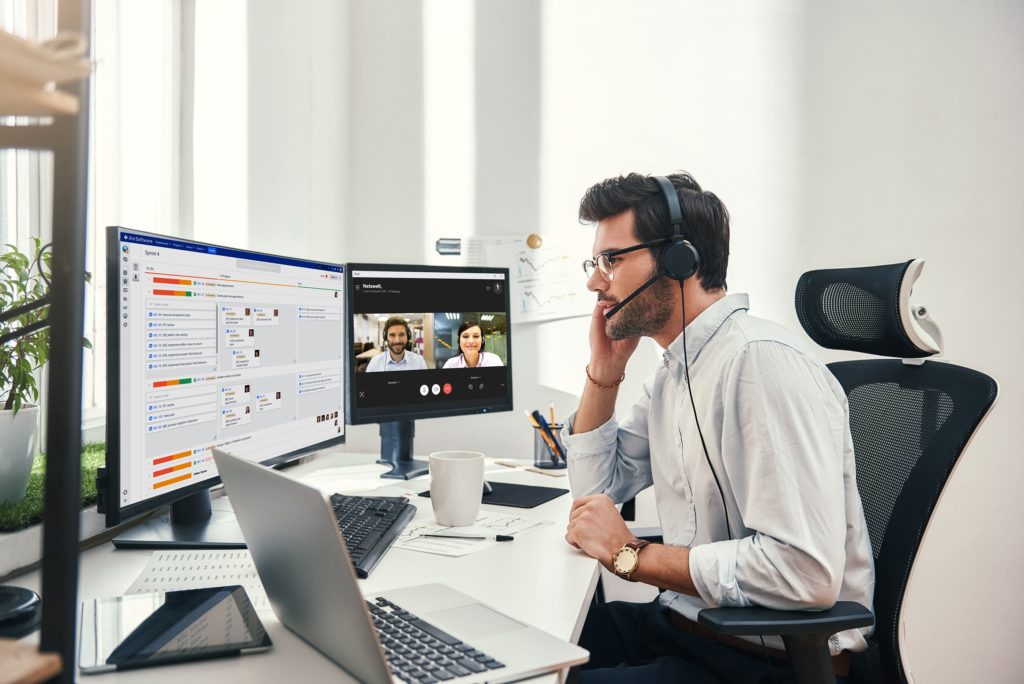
442,321,504,369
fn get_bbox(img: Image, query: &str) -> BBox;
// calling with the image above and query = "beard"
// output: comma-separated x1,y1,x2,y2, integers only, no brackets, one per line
389,342,407,356
605,273,675,340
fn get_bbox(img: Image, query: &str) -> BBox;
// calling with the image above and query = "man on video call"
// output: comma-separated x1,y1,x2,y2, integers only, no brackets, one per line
561,172,875,682
365,317,427,372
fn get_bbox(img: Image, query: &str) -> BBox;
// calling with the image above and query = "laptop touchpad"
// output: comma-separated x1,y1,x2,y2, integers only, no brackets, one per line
427,604,525,638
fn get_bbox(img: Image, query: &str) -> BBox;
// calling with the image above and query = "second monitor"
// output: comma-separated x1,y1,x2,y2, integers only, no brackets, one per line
346,264,513,478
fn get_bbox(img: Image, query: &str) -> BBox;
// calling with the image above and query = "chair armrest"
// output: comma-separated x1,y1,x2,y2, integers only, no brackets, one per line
698,601,874,637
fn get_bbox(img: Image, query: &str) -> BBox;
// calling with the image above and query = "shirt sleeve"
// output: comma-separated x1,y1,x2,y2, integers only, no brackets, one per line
561,374,655,503
688,341,849,611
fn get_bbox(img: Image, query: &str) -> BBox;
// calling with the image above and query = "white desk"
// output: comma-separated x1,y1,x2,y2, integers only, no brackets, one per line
12,451,599,683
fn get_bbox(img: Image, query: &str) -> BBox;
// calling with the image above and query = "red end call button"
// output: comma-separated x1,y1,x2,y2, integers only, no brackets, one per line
442,383,452,395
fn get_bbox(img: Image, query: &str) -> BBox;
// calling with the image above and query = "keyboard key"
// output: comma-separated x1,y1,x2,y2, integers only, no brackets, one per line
409,619,462,645
457,658,486,673
445,663,471,677
482,659,505,670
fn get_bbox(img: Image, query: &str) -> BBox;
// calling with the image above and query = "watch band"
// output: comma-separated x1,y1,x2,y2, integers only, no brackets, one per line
626,539,651,553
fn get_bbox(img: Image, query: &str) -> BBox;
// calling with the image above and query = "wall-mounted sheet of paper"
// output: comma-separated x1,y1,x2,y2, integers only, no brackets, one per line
463,234,591,324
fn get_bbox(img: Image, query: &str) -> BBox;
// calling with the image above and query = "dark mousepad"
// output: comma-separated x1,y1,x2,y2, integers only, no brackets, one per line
418,481,568,508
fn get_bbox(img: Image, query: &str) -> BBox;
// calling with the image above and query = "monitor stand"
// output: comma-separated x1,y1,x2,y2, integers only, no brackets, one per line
112,490,246,549
378,420,429,479
377,420,492,493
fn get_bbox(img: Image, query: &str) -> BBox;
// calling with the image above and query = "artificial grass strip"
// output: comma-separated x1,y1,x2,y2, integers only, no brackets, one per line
0,442,105,533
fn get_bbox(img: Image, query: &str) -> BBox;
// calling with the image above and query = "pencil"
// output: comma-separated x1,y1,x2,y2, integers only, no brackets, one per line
549,402,556,424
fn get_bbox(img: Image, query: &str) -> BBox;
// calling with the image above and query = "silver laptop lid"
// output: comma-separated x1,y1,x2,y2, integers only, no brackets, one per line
212,448,392,684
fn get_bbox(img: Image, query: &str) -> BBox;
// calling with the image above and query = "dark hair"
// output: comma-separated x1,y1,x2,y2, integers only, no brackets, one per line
383,317,412,349
578,172,730,292
457,321,485,353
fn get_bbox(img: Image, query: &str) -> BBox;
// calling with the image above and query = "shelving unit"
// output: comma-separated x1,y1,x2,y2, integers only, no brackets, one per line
0,2,91,681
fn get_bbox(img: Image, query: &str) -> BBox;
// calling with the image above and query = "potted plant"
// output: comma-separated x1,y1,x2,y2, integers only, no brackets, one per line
0,238,89,504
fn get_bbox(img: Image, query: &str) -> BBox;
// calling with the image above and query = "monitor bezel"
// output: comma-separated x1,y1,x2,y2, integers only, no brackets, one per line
104,226,346,527
345,262,514,426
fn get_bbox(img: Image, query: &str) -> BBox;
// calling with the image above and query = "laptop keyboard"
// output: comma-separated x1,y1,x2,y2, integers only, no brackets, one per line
368,596,506,682
330,494,416,578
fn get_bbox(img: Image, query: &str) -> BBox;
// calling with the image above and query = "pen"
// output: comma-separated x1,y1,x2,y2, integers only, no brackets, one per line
420,533,514,542
549,402,556,424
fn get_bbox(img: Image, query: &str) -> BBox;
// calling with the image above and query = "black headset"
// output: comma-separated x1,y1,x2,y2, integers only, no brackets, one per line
652,175,732,538
652,176,700,282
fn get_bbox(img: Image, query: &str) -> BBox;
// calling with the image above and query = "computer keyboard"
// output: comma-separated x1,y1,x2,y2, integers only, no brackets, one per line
368,596,506,682
330,494,416,578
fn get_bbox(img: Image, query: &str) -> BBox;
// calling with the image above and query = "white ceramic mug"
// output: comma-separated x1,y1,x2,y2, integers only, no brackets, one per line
428,451,484,527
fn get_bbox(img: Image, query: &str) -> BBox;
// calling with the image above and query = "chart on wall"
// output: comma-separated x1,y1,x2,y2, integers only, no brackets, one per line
459,234,591,324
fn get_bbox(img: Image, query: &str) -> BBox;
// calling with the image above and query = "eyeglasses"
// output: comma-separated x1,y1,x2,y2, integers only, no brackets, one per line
582,238,668,282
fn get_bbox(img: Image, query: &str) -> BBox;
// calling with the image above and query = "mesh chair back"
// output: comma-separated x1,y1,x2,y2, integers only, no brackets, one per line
830,361,995,683
795,263,997,683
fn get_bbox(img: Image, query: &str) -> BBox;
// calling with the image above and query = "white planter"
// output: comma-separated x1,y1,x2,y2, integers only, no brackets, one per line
0,506,108,579
0,404,39,504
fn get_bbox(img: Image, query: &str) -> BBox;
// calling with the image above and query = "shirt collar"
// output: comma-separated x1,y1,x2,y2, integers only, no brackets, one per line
386,352,407,366
663,293,750,368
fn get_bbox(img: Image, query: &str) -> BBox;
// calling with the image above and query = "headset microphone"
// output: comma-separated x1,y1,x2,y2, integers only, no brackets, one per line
603,272,662,319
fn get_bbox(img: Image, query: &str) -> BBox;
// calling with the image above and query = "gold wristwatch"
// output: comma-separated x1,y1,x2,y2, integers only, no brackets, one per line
612,539,650,581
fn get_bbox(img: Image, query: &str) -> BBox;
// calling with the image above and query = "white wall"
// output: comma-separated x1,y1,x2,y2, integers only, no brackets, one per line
794,4,1024,682
232,1,1022,680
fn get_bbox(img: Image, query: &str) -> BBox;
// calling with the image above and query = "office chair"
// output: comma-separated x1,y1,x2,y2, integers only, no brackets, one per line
631,260,997,683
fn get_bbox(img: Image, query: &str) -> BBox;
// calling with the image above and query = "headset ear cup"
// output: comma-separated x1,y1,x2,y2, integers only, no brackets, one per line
660,239,699,281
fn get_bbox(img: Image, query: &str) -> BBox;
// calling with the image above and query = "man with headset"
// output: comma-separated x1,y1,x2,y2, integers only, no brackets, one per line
365,317,427,372
562,172,875,682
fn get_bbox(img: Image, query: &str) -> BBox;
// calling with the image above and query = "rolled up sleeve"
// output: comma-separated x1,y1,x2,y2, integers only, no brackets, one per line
562,375,655,503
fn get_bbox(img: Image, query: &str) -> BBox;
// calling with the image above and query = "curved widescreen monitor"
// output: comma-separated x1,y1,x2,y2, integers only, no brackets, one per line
346,263,513,425
104,227,345,527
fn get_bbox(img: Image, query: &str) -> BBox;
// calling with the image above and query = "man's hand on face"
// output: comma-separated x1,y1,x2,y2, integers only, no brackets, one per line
565,494,635,570
587,302,639,384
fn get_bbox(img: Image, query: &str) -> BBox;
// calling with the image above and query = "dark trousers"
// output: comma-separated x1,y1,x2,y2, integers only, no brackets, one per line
576,599,799,684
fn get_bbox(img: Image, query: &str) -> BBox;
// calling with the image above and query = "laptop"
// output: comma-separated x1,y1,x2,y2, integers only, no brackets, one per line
212,448,589,683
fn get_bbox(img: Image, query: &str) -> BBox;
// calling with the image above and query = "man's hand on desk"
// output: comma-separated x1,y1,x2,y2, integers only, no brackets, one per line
565,494,634,570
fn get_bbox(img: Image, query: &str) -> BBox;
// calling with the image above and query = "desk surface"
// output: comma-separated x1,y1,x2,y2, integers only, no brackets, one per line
12,451,598,683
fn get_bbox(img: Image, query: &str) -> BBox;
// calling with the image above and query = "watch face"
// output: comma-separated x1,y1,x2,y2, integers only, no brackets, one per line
613,547,638,575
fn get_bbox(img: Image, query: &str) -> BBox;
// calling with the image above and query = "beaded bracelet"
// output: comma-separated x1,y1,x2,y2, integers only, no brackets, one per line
586,364,625,389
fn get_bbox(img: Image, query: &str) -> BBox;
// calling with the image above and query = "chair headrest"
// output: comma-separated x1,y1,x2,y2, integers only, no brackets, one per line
795,260,941,358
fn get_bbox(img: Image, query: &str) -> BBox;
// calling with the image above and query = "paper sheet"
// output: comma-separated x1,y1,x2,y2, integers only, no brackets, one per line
126,550,270,614
392,512,552,557
463,234,591,323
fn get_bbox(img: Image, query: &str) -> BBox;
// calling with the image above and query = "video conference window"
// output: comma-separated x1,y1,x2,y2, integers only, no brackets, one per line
353,313,508,372
349,268,511,414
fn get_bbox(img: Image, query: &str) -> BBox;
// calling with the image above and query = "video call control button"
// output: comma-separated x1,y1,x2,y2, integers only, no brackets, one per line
419,384,429,396
443,383,452,395
431,384,441,396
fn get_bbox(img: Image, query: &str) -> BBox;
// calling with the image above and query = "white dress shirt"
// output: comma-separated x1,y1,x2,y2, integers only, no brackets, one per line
562,293,875,655
365,349,427,372
442,351,504,369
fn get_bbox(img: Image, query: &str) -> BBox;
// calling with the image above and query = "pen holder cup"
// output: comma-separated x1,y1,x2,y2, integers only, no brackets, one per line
533,424,567,469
